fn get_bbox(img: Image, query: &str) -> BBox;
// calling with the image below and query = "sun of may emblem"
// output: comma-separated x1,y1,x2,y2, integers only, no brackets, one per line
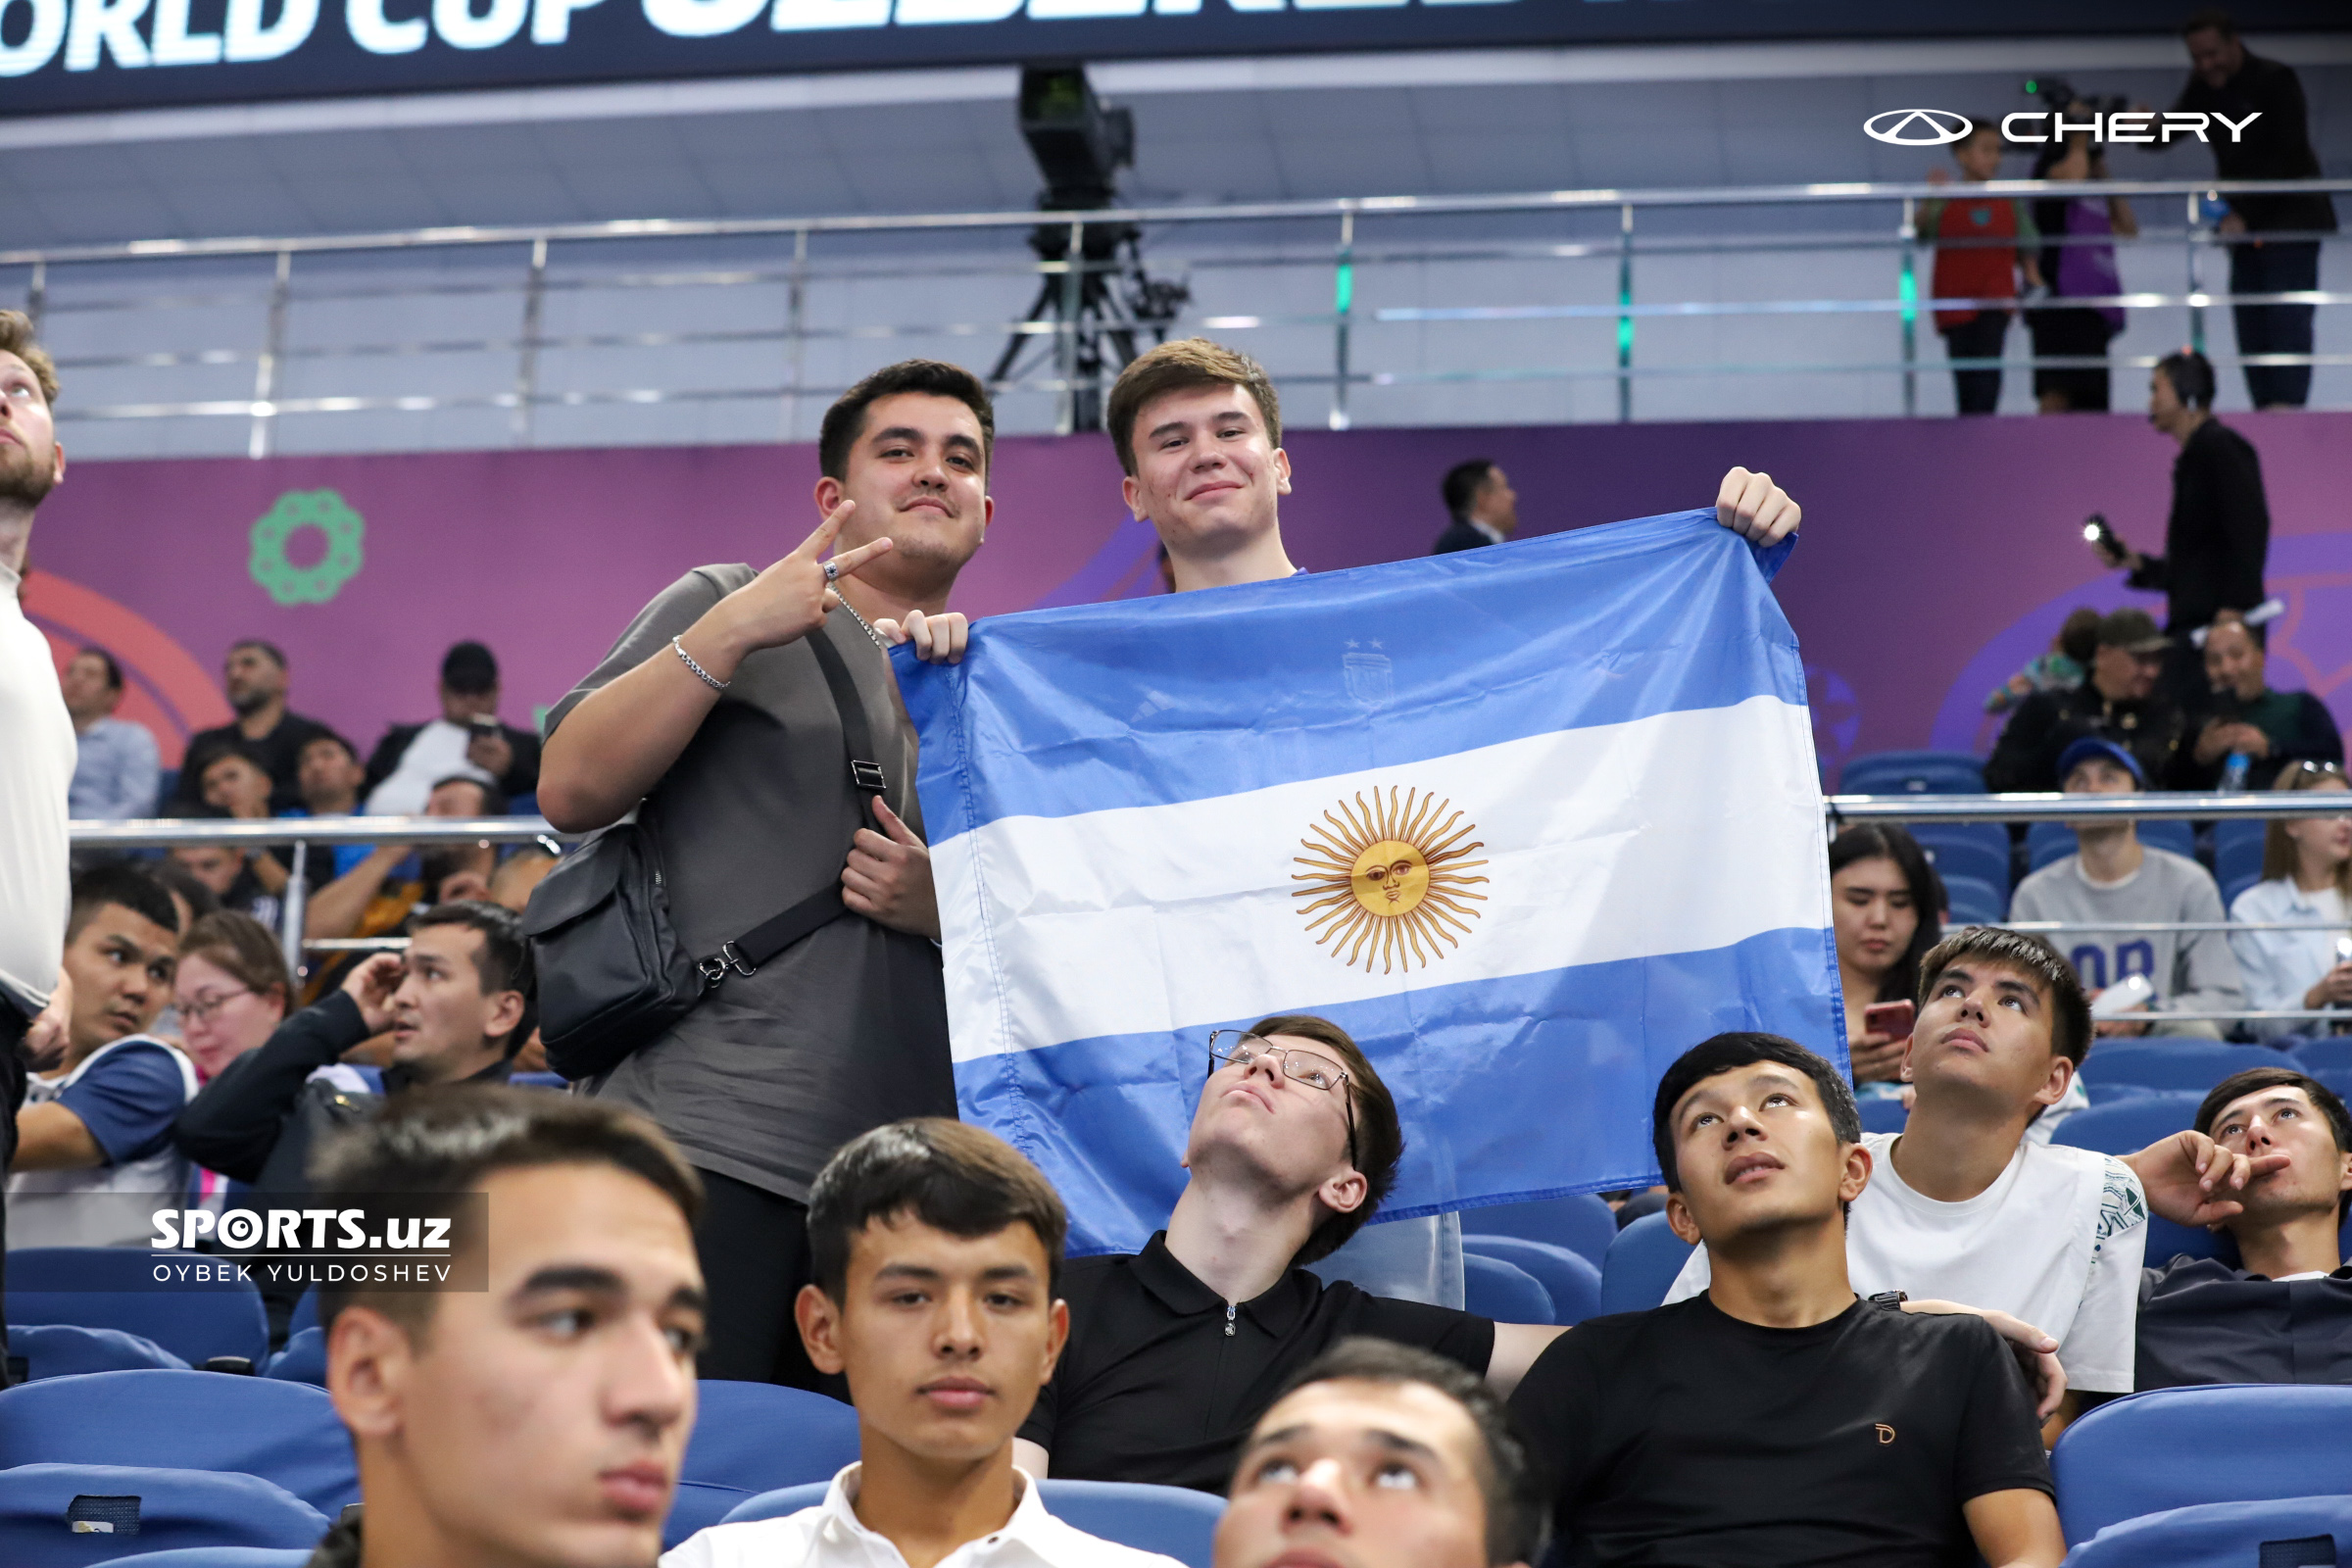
1293,787,1491,974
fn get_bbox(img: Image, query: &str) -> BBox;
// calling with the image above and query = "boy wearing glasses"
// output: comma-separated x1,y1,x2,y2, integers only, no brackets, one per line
1010,1014,1568,1494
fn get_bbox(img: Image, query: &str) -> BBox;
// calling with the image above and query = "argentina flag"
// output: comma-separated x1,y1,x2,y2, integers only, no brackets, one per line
895,508,1842,1255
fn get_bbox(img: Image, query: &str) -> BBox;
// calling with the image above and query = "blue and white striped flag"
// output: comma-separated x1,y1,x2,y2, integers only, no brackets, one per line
896,509,1841,1254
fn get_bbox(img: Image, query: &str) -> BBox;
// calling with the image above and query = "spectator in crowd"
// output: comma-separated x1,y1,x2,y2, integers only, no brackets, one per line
1015,1014,1559,1493
2136,1066,2351,1389
153,856,223,933
175,902,534,1200
668,1119,1182,1568
308,1087,706,1568
1985,607,2101,715
1217,1339,1544,1568
0,311,74,1338
365,640,542,816
195,742,331,917
2026,132,2134,415
2010,738,2247,1035
7,863,198,1249
1431,461,1518,555
1923,122,2040,416
539,359,986,1388
60,646,160,820
2091,351,2270,698
2230,760,2352,1039
1984,609,2187,793
172,640,334,814
306,775,505,945
167,834,270,921
1669,925,2274,1412
1829,824,1942,1089
1512,1033,2065,1568
294,730,383,880
2179,611,2343,791
171,910,293,1083
489,847,558,912
1103,338,1801,596
2174,9,2337,410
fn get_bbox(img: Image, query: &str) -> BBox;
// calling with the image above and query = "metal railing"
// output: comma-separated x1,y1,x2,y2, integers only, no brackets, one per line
8,174,2346,447
67,787,2352,1028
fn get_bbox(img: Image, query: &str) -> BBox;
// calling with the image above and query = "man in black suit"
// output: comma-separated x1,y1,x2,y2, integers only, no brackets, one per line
1432,460,1518,555
363,641,540,813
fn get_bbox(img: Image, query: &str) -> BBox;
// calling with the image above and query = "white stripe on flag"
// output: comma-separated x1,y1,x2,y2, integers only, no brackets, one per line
936,693,1827,1065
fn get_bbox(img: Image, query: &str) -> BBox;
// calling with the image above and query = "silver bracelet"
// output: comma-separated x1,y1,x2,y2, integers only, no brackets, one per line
671,635,728,692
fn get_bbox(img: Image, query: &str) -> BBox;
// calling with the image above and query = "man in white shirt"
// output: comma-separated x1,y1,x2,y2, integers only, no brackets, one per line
364,640,539,816
1665,925,2279,1418
666,1119,1179,1568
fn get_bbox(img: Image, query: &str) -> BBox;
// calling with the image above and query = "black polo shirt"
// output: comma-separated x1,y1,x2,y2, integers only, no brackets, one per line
1021,1231,1495,1494
2134,1255,2352,1391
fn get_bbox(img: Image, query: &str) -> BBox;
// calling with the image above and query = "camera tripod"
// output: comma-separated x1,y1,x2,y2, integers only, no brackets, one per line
990,217,1190,433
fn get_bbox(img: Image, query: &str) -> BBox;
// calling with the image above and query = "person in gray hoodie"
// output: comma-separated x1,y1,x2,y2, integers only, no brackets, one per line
2009,737,2246,1038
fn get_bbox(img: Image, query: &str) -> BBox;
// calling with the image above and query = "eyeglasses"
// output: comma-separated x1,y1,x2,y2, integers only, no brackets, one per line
176,988,253,1024
1206,1030,1358,1168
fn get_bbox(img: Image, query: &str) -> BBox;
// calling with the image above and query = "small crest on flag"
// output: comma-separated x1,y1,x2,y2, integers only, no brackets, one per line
1293,785,1490,974
1342,643,1393,709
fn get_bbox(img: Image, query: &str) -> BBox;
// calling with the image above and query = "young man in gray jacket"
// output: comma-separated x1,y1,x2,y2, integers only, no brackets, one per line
2009,737,2246,1038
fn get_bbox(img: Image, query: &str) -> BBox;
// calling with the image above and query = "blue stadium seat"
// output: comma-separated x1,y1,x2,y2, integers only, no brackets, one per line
1455,1192,1617,1267
287,1291,318,1340
2081,1078,2161,1104
6,1250,269,1367
88,1552,311,1568
1837,752,1984,796
1461,1236,1600,1326
152,771,178,816
2221,871,2262,912
2079,1041,2275,1094
1857,1097,1909,1135
1597,1212,1693,1315
2049,1093,2205,1156
6,1324,188,1381
2210,817,2269,892
2052,1385,2352,1544
263,1329,325,1386
1909,822,2011,896
0,1464,327,1568
2027,818,2197,872
2061,1495,2352,1568
2291,1038,2352,1075
1462,1253,1551,1325
507,1072,568,1091
1939,873,2006,925
0,1371,358,1520
666,1381,861,1548
716,1480,1224,1568
2141,1214,2229,1267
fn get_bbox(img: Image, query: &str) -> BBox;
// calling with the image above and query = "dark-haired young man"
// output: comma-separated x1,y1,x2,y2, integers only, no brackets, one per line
1512,1032,2066,1567
310,1086,709,1568
1431,460,1517,555
1103,338,1800,594
62,646,161,821
667,1118,1180,1568
174,639,335,814
365,640,542,816
1219,1338,1545,1568
176,901,535,1200
8,863,198,1249
540,360,994,1388
1667,926,2265,1409
1015,1015,1564,1494
2136,1066,2352,1390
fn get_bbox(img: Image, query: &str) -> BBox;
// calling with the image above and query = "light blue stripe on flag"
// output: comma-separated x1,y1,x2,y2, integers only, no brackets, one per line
897,509,1841,1255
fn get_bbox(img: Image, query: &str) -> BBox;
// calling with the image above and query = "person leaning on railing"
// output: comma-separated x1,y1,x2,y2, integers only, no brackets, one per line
2228,760,2352,1041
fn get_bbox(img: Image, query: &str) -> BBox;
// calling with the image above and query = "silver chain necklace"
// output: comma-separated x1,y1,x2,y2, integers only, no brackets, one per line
833,595,889,653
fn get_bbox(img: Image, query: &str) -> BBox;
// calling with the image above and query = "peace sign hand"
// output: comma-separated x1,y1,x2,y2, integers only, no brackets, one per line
702,500,894,673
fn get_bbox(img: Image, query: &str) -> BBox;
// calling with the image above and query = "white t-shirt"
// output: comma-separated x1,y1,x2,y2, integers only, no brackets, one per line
0,557,74,1015
1663,1130,2148,1392
364,718,494,816
664,1464,1185,1568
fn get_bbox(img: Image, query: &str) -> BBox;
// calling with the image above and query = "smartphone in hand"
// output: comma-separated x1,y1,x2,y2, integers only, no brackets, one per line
1862,1000,1916,1041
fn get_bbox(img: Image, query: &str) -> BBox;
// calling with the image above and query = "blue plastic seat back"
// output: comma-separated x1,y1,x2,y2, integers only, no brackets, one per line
1910,823,2011,895
1857,1098,1910,1135
1597,1212,1694,1315
1462,1253,1551,1325
2029,818,2196,871
263,1329,326,1386
2291,1037,2352,1075
2082,1079,2161,1104
0,1463,327,1568
1456,1193,1617,1267
86,1550,312,1568
0,1371,358,1520
2065,1494,2352,1568
2221,871,2262,912
6,1250,270,1367
1838,751,1985,796
667,1381,861,1546
2049,1092,2207,1156
1940,872,2006,925
714,1480,1223,1568
2081,1042,2275,1094
1461,1236,1600,1326
6,1324,188,1381
2210,819,2270,890
287,1291,318,1339
2052,1386,2352,1544
507,1072,568,1091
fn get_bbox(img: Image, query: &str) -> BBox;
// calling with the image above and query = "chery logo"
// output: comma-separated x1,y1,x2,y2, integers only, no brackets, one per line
1865,110,1973,147
1866,108,2261,146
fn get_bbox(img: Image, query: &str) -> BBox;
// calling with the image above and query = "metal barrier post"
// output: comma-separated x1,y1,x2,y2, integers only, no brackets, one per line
1331,209,1355,431
782,225,808,441
1899,196,1918,416
249,249,292,461
280,839,310,980
513,236,548,444
24,259,44,333
2186,190,2208,354
1057,217,1084,436
1615,203,1635,422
